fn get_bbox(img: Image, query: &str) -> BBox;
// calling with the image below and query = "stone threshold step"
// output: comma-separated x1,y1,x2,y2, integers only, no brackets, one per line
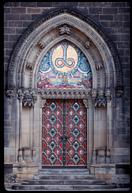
34,175,95,180
39,169,89,172
38,172,90,174
38,172,90,175
38,173,90,176
12,184,116,190
22,179,106,185
7,188,130,192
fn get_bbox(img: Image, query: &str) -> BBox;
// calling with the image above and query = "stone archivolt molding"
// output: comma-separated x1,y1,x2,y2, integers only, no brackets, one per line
6,8,123,97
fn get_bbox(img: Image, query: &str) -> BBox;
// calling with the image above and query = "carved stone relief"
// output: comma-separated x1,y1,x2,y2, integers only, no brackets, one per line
94,89,107,108
5,89,16,98
16,89,37,107
84,39,91,49
83,99,89,108
22,90,37,107
26,62,34,70
115,86,124,98
58,24,71,35
36,41,45,50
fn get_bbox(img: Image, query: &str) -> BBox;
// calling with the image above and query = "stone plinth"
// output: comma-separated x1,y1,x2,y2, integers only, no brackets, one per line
90,163,115,183
90,163,130,186
13,162,38,181
13,147,39,181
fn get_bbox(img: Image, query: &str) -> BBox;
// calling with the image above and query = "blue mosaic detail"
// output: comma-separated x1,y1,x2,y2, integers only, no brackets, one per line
73,154,80,163
49,141,56,150
78,52,91,73
49,128,57,137
49,153,56,163
73,115,79,124
39,52,51,73
50,102,56,111
72,128,80,137
50,115,57,124
37,41,92,89
73,141,80,150
72,102,80,111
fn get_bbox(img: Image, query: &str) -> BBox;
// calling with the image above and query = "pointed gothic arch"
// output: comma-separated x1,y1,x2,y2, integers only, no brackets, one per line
6,8,123,91
5,8,124,178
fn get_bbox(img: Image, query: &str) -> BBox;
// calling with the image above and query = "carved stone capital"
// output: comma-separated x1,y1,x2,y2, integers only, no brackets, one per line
17,89,24,101
22,89,37,107
83,99,89,109
5,89,15,98
94,95,107,108
115,86,124,98
59,24,71,35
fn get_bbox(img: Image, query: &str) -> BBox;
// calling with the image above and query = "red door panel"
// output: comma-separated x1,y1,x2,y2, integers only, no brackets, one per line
42,99,87,167
42,99,63,166
65,100,87,166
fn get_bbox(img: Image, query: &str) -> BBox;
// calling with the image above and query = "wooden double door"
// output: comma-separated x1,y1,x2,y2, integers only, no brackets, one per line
42,99,87,167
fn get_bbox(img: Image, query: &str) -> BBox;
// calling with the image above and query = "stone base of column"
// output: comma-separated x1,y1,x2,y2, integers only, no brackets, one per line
90,163,130,187
13,161,39,181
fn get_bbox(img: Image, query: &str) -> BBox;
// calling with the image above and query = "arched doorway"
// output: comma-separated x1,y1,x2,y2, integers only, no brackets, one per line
37,41,91,167
5,8,123,179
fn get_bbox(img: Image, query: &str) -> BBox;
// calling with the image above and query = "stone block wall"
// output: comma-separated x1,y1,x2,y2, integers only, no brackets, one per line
4,2,130,163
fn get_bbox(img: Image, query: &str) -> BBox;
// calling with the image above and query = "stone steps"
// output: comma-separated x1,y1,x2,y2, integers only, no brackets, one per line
10,168,129,191
34,175,95,180
38,169,90,174
12,184,117,191
21,179,106,185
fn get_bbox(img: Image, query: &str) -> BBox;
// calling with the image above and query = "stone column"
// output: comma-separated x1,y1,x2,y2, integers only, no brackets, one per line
39,98,47,168
13,89,39,181
30,90,37,161
5,90,16,163
93,89,107,163
90,89,97,165
105,88,112,163
83,99,90,168
16,98,20,162
17,89,24,162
